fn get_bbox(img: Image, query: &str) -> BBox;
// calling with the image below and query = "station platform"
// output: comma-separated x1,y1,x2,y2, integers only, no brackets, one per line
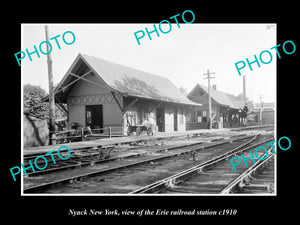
23,125,273,157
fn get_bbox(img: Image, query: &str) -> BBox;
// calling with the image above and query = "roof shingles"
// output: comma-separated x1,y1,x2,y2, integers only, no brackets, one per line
80,54,199,105
189,84,245,109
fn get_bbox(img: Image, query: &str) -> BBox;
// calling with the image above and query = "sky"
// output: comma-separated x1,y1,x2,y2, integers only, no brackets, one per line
21,23,276,103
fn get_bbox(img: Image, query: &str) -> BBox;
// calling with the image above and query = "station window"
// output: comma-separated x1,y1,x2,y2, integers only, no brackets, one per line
197,116,202,122
86,111,92,124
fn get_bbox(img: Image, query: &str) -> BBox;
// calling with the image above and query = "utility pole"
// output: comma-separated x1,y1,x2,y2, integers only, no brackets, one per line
243,75,247,101
45,25,56,145
203,69,215,129
258,94,263,126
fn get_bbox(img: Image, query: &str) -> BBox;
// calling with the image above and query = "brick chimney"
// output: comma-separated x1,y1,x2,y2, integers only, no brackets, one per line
212,84,217,90
243,76,246,100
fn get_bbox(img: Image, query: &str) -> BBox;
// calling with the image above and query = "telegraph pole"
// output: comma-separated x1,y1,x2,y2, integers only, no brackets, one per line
45,25,56,145
203,69,215,129
258,94,263,126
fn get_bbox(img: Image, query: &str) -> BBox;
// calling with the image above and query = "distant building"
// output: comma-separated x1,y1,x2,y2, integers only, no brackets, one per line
247,102,275,126
51,54,201,135
186,84,249,130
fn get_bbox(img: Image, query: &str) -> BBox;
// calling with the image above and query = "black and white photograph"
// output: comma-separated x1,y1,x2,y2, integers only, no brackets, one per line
21,23,276,195
5,5,299,223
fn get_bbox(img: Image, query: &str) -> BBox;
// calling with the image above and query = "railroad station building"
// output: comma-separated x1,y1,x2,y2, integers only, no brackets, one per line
53,54,201,135
186,84,249,130
247,102,275,126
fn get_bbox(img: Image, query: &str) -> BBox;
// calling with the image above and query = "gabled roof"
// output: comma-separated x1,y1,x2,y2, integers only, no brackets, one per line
54,54,200,106
188,84,245,109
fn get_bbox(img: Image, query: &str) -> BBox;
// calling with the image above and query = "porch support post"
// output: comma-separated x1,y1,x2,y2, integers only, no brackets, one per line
124,97,139,111
111,91,125,114
148,101,163,113
168,104,181,115
55,96,69,122
111,91,126,135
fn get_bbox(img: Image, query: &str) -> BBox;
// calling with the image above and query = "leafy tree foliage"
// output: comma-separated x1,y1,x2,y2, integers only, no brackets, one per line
23,84,49,119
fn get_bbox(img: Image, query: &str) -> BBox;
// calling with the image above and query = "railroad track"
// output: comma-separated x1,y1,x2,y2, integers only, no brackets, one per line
131,137,275,194
23,133,242,176
232,124,274,132
23,146,114,176
23,126,274,177
23,133,272,194
223,152,275,194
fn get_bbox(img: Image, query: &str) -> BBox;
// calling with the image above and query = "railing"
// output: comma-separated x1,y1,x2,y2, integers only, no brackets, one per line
50,126,124,144
88,126,124,138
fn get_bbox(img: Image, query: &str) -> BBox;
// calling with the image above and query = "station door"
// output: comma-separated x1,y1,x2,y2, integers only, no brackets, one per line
85,105,103,131
156,107,165,132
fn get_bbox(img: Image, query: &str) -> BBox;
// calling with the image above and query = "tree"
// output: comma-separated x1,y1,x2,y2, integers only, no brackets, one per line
23,84,49,119
179,86,189,96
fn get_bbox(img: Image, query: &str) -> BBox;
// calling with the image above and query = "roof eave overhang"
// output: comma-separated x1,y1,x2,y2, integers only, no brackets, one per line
125,93,202,107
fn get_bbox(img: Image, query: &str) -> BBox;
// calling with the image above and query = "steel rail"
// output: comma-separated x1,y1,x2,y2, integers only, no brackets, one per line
220,147,275,194
129,136,274,194
231,124,274,132
25,134,251,177
23,124,274,159
23,135,256,193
